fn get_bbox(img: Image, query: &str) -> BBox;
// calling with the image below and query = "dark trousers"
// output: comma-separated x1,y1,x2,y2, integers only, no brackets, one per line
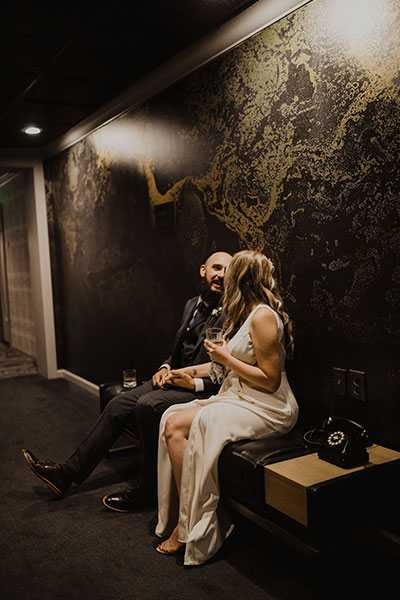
61,379,200,492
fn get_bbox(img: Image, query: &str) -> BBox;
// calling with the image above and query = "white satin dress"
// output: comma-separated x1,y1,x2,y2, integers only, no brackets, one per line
155,304,299,566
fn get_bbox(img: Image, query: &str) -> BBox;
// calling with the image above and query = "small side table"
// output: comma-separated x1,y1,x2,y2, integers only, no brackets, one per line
264,444,400,531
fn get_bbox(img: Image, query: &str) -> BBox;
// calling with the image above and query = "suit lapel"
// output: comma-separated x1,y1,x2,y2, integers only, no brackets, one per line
188,305,209,329
171,297,199,356
171,298,223,364
191,307,214,357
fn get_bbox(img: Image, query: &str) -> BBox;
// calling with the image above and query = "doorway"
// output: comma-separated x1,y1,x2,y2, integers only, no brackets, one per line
0,160,57,379
0,204,11,343
0,172,37,360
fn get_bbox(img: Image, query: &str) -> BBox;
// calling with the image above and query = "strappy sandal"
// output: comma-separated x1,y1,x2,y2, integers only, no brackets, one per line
156,540,184,555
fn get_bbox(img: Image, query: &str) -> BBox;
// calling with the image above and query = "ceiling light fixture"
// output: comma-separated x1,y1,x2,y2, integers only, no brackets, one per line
23,126,42,135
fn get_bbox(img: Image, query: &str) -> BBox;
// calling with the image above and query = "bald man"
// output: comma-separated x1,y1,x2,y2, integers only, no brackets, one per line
23,252,232,511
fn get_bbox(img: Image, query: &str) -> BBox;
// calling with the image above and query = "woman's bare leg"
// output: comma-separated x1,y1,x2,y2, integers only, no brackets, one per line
165,405,201,493
157,405,202,554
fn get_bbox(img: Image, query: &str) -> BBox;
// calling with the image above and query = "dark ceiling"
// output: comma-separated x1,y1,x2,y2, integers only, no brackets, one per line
1,0,259,152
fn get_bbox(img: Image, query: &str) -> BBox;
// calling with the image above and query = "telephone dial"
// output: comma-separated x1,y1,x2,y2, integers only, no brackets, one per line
303,416,372,469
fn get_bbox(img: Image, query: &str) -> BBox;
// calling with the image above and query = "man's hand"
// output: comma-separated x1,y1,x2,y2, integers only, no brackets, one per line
164,369,196,390
152,366,171,389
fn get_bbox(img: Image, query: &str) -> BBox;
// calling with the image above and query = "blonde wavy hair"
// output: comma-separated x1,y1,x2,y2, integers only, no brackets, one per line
222,250,294,358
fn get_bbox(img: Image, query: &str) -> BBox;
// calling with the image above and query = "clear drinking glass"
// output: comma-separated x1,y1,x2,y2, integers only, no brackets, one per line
205,327,224,346
206,327,225,384
123,368,137,388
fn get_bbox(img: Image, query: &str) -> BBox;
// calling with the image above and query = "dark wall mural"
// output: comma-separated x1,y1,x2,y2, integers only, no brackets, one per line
45,0,400,447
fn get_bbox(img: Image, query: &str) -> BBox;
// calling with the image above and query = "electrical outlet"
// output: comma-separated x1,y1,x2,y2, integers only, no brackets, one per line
332,367,347,396
348,369,367,402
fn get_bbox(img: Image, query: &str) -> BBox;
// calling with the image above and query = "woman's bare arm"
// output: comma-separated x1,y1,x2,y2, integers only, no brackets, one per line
205,308,281,393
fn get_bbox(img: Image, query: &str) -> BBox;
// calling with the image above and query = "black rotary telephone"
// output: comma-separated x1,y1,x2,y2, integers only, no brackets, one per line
303,417,372,469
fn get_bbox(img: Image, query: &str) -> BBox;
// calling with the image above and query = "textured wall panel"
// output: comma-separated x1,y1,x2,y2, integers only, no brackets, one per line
45,0,400,446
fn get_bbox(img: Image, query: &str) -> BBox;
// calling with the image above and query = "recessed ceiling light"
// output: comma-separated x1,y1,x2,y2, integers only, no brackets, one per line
22,126,42,135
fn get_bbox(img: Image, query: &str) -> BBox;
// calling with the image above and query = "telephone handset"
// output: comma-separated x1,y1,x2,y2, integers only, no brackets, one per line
304,416,371,469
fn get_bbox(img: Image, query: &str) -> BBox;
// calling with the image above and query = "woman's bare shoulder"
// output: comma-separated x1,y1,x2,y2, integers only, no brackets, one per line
250,306,277,335
251,306,275,324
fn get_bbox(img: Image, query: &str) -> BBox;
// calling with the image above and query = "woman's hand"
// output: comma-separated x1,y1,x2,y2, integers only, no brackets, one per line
204,339,231,366
165,369,195,390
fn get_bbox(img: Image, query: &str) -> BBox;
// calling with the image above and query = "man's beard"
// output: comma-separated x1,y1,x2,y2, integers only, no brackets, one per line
198,278,223,306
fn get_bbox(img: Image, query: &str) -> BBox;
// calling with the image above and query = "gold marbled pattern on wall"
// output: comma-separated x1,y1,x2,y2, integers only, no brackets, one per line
45,0,400,444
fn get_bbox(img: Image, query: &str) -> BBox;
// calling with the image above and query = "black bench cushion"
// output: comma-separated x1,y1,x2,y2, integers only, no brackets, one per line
218,428,314,510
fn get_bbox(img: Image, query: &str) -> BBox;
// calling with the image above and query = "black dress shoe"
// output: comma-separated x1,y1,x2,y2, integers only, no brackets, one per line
22,449,72,497
102,485,156,512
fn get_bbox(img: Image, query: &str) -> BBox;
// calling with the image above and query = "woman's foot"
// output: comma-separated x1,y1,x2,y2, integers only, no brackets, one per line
156,525,184,555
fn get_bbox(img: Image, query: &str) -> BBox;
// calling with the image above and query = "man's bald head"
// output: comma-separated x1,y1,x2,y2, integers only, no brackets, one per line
199,252,232,303
203,252,232,269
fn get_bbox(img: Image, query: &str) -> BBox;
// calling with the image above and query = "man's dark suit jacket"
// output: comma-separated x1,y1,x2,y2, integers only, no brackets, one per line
162,296,226,394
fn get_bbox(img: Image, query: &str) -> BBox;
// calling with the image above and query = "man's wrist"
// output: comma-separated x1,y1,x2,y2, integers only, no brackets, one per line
194,378,204,392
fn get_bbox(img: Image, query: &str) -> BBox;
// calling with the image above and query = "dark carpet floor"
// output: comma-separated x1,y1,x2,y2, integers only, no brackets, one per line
0,375,399,600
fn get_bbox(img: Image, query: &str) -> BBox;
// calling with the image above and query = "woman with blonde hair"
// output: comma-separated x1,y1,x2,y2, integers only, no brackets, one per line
155,250,298,565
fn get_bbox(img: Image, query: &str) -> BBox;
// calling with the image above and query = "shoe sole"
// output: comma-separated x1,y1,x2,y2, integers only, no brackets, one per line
102,495,130,512
22,449,64,498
